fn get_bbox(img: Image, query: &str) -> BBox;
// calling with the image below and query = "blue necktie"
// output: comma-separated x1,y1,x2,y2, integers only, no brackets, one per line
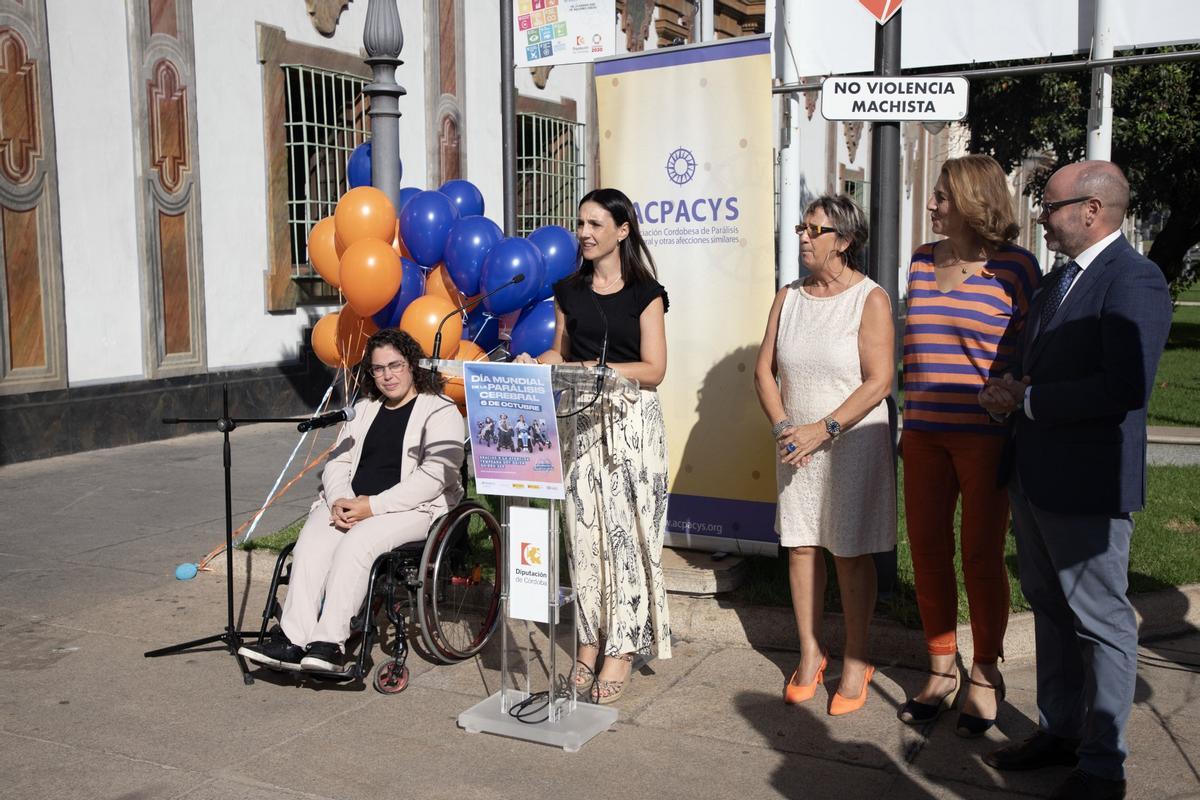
1037,260,1081,336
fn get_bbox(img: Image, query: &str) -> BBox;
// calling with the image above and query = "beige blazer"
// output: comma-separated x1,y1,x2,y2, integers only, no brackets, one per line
319,393,465,518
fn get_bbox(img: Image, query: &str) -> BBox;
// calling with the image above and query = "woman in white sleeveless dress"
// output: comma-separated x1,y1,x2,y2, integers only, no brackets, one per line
754,195,897,716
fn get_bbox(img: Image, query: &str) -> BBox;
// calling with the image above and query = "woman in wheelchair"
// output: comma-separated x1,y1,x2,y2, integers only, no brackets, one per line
240,328,465,674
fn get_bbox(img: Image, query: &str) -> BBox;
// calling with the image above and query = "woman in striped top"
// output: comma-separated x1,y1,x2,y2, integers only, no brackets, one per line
898,154,1041,736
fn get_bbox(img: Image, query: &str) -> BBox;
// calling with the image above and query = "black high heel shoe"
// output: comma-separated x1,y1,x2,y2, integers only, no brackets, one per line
955,673,1006,738
898,667,961,725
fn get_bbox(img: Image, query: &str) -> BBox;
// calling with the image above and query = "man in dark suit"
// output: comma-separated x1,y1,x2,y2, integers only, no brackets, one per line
979,160,1171,800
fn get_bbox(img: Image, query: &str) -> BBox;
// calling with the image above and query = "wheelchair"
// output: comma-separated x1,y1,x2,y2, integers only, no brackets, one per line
252,499,503,694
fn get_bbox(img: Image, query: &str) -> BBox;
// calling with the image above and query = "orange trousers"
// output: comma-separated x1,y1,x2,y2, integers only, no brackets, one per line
901,428,1010,664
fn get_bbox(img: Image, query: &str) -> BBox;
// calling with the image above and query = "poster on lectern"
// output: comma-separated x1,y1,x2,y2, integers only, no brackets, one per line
512,0,616,68
464,361,565,500
594,35,777,553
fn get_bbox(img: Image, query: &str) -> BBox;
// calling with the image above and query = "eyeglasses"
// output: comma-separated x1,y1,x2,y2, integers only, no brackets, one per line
369,360,409,378
1038,196,1094,216
795,223,837,238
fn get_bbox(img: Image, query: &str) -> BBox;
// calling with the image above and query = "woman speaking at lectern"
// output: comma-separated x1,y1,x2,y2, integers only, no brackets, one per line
514,188,671,705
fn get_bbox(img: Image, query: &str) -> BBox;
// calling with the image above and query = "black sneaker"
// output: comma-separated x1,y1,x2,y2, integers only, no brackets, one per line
238,628,304,671
300,641,348,673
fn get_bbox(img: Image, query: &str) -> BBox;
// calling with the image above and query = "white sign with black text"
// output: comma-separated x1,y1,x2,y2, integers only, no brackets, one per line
820,76,969,122
508,506,551,624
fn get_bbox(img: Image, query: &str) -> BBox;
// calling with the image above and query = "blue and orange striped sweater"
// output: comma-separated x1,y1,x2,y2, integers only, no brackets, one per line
902,241,1042,435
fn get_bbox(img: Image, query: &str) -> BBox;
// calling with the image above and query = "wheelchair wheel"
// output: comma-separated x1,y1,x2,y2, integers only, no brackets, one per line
373,660,409,694
417,502,502,663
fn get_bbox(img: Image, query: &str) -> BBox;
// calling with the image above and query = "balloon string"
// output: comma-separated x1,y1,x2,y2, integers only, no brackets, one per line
195,369,359,571
233,381,336,547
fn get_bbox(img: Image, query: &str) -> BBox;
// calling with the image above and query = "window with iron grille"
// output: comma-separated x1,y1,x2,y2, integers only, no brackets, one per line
516,112,586,236
842,177,869,219
282,64,370,291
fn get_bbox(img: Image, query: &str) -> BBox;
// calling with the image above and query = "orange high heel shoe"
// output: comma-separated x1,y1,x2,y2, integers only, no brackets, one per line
829,665,875,716
784,652,828,704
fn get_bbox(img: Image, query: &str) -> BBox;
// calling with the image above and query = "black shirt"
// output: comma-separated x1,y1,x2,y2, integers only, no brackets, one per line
351,399,416,496
553,276,669,362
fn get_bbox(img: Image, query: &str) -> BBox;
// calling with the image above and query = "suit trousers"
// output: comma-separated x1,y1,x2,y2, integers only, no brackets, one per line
279,502,432,650
1009,476,1136,781
902,429,1010,662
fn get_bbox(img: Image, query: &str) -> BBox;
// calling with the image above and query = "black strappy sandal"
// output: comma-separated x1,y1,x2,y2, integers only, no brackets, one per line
955,673,1006,738
898,667,961,725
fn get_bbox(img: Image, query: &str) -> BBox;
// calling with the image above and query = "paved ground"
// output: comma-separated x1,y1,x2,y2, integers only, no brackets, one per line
1,427,1198,800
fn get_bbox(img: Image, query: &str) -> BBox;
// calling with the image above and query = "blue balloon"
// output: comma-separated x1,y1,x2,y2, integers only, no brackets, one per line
444,216,502,297
509,297,557,358
399,190,459,267
529,225,579,288
465,304,500,353
372,258,426,328
398,186,421,212
347,141,373,188
175,562,198,581
480,237,544,315
438,179,485,217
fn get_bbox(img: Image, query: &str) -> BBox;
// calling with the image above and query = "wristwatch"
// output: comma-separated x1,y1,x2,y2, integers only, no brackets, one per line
823,416,842,439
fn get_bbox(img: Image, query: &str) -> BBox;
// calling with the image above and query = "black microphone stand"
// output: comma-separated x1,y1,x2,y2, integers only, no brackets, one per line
143,384,316,685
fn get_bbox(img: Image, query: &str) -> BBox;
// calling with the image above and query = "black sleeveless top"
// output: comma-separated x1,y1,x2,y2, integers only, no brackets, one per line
552,277,669,362
351,399,415,496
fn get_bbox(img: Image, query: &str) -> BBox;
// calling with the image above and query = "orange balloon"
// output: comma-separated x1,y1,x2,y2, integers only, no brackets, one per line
391,221,412,261
308,217,341,288
444,376,466,405
399,294,462,358
340,238,402,316
456,339,488,362
424,263,463,305
311,312,341,368
335,304,378,367
334,186,397,249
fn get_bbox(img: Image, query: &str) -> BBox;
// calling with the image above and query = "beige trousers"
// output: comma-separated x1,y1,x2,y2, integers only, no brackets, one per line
279,502,432,649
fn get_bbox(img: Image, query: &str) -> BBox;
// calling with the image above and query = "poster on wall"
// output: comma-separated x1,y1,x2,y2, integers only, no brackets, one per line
464,361,565,500
512,0,616,68
594,35,778,554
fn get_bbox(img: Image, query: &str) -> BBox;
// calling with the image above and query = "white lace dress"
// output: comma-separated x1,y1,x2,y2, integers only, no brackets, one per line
774,277,897,556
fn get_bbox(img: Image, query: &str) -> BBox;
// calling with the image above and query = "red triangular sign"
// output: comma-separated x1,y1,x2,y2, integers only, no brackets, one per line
857,0,902,24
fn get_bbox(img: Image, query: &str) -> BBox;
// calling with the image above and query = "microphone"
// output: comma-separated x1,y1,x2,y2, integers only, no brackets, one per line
297,406,355,432
431,273,526,362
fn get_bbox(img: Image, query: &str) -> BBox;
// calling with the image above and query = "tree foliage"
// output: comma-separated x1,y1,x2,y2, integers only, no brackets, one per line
966,52,1200,290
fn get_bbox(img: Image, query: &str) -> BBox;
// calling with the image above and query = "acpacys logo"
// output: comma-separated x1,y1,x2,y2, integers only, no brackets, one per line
520,542,542,566
665,147,696,186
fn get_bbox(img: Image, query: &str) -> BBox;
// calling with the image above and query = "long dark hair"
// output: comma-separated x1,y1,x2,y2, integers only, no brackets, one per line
358,328,446,399
570,187,658,288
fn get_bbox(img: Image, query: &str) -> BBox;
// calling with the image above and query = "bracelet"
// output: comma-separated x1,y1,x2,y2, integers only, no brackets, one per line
771,419,794,438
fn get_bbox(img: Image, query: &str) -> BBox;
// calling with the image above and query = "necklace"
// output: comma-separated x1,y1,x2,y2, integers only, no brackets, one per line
940,241,986,275
593,273,623,292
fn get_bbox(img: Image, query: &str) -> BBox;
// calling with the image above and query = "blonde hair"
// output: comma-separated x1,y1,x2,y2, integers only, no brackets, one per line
940,154,1020,247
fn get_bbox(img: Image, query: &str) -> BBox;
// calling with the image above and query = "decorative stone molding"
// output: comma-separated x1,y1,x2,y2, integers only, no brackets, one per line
127,0,206,378
619,0,656,52
844,120,864,164
0,0,66,396
306,0,351,37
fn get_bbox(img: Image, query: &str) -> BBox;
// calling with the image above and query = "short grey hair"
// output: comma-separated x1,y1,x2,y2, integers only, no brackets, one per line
804,194,870,270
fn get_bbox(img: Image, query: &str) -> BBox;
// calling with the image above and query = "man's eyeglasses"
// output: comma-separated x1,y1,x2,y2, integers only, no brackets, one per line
1038,196,1093,216
369,360,409,378
795,223,837,238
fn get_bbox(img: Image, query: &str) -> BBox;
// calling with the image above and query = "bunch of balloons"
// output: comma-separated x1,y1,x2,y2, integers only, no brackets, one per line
307,144,582,412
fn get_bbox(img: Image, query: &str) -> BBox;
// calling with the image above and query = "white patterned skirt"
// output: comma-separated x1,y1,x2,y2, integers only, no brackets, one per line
562,388,672,659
